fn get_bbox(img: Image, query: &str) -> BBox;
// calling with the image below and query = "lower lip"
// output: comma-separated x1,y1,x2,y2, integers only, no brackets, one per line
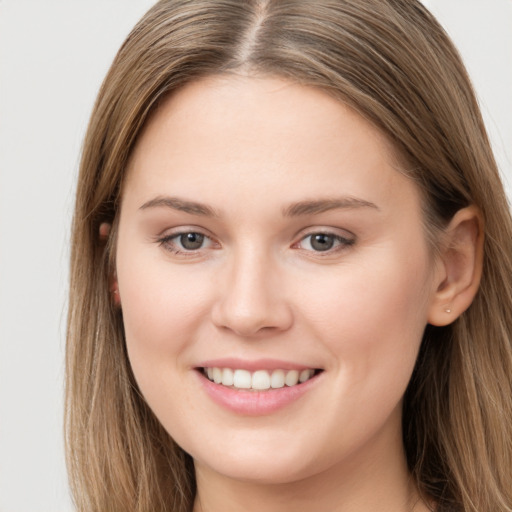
196,370,321,416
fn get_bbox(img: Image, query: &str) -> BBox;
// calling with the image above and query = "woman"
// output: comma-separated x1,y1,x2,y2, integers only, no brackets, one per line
66,1,512,511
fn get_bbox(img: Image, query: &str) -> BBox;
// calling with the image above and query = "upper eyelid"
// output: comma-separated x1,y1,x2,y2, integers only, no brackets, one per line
155,224,211,237
293,225,356,241
154,226,219,247
302,232,354,241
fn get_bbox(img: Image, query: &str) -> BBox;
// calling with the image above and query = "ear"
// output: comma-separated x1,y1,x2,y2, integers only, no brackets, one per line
99,221,111,241
428,206,484,326
99,222,121,306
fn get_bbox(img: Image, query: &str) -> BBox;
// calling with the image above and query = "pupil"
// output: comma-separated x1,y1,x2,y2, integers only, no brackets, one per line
311,234,334,251
180,233,204,250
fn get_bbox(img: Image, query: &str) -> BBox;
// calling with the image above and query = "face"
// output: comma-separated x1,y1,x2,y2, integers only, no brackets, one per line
116,75,438,485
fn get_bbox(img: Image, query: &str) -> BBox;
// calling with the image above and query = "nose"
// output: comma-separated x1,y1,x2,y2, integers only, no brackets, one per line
210,247,293,337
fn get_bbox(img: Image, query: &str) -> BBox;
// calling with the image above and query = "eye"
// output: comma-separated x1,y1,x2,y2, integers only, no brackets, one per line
297,232,355,253
177,232,205,250
158,230,215,254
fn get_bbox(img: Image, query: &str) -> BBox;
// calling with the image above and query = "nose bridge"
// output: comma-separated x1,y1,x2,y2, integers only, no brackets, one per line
212,242,292,336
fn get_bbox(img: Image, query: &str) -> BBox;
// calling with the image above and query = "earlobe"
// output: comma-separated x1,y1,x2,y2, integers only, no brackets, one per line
99,222,112,241
428,206,484,326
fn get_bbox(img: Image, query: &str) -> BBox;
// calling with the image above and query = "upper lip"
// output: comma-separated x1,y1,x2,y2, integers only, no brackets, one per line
196,358,321,372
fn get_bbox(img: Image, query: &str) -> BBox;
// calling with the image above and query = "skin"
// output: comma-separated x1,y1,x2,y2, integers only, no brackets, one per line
113,75,481,511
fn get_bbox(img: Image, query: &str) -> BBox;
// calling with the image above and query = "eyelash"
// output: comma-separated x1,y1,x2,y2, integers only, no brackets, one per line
157,230,216,256
156,230,355,256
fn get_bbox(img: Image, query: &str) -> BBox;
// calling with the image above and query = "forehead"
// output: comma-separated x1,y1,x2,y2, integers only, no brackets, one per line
123,74,419,217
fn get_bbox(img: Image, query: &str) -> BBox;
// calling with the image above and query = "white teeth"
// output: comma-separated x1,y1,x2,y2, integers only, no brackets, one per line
221,368,234,386
252,370,271,390
270,369,285,389
299,369,313,383
213,367,223,384
233,369,252,389
204,367,316,390
285,370,299,387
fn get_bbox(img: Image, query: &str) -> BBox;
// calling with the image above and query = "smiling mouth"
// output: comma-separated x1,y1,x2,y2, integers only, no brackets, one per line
200,367,322,391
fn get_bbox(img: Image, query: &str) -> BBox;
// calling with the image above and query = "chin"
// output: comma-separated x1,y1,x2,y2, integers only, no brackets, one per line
186,429,329,485
197,453,318,485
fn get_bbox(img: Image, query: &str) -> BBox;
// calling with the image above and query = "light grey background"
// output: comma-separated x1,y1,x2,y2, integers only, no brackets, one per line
0,1,510,511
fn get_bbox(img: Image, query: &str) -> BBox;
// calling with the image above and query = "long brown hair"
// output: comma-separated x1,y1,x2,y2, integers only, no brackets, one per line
66,1,512,510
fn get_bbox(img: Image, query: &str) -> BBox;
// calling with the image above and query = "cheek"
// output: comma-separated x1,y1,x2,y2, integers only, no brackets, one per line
286,251,432,454
117,266,216,439
298,245,432,383
118,246,211,340
115,246,214,399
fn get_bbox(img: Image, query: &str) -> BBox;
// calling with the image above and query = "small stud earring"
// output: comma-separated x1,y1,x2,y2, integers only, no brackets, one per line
445,308,451,313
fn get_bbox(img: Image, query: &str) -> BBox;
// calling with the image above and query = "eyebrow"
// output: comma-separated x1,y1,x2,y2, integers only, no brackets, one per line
139,195,379,218
139,196,219,217
282,197,379,217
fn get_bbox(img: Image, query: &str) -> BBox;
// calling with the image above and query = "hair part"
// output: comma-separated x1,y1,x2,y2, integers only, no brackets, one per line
66,1,512,511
